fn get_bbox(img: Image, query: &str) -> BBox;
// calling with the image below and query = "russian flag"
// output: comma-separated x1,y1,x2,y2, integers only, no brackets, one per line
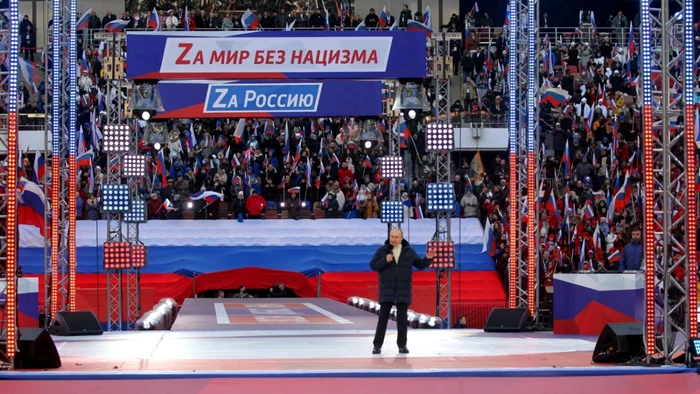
540,89,569,108
186,123,196,150
18,177,48,236
607,171,632,220
544,193,560,222
77,9,92,31
379,6,388,28
608,249,621,264
406,20,432,35
105,19,130,32
184,6,190,31
504,5,510,26
561,140,570,177
363,155,372,168
481,219,497,256
288,186,301,193
355,21,367,31
33,153,45,184
76,150,94,169
190,190,224,203
582,203,595,222
156,150,167,184
148,8,161,30
242,9,259,30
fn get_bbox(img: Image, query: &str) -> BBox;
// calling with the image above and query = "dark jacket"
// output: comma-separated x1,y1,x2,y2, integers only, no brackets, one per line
370,239,432,304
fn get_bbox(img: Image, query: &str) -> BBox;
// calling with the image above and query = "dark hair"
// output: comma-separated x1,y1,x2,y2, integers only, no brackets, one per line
631,227,641,233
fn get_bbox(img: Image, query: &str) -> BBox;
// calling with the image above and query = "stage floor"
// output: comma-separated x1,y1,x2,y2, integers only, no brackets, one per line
2,298,699,394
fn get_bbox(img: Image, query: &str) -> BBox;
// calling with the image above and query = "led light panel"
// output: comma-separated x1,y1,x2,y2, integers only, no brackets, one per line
380,201,404,223
124,199,147,223
122,154,147,178
102,184,131,212
380,156,404,178
425,123,454,151
103,124,131,153
131,244,148,269
426,183,455,212
428,241,455,269
103,241,132,270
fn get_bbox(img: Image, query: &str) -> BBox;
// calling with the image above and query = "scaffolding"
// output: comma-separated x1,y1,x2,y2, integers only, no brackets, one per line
640,0,697,364
432,32,452,326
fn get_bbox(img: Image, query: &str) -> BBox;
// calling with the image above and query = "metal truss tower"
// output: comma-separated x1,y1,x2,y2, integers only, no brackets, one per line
43,0,76,327
508,0,536,317
103,33,127,331
0,0,20,371
387,81,402,236
432,32,452,326
640,0,697,364
125,117,141,331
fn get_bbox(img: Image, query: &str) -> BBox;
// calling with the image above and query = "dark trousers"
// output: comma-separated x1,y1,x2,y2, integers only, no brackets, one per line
373,302,408,348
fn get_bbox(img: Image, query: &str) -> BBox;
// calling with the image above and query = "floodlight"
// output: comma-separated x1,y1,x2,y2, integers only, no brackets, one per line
426,183,455,212
408,109,417,119
131,244,148,269
154,142,162,151
122,155,147,178
103,241,132,270
124,199,147,223
427,241,455,269
301,202,307,208
380,156,404,178
102,184,131,212
380,201,404,224
425,123,455,151
186,201,193,209
103,124,131,153
364,141,372,149
280,202,286,208
141,111,151,121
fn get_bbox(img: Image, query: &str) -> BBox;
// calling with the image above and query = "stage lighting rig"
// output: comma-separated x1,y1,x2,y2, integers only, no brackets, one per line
380,201,404,224
427,241,455,269
102,184,131,212
103,242,132,270
124,200,147,223
130,83,163,121
426,183,455,212
131,244,148,269
380,156,404,178
425,123,455,151
103,124,131,153
122,155,147,178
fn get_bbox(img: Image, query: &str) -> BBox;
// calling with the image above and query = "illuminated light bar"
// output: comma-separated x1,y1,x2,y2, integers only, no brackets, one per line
425,123,454,151
526,0,536,318
683,0,697,338
124,199,148,223
131,244,148,269
427,241,455,269
102,184,131,212
68,0,78,313
426,183,455,212
122,155,147,178
639,1,655,355
103,242,133,270
380,156,404,178
103,124,131,153
507,0,518,308
380,201,404,224
50,0,61,321
5,0,20,358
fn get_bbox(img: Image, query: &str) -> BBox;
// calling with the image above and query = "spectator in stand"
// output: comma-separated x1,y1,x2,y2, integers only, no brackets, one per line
245,190,266,219
399,5,412,28
365,8,379,28
618,227,643,271
21,23,36,61
233,286,253,298
285,192,301,219
269,283,288,297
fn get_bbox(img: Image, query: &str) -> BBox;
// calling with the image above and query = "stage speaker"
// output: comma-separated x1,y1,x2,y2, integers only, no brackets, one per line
483,308,530,332
49,311,103,336
0,328,62,369
592,323,645,363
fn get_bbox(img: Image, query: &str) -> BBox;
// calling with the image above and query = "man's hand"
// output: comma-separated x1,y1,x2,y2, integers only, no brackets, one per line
386,254,394,263
426,249,436,259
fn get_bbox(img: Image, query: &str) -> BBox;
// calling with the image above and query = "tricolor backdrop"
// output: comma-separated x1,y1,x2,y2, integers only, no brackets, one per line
126,31,427,80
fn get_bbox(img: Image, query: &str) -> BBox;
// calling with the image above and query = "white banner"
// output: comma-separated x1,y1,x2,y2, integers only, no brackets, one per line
160,37,393,74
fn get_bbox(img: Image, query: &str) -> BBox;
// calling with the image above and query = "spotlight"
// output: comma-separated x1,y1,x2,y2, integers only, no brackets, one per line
131,244,148,269
124,199,147,223
425,123,455,151
103,124,131,153
186,201,193,209
154,142,162,151
103,241,132,270
102,184,131,212
408,109,417,119
418,314,428,324
364,140,372,149
380,156,404,178
426,183,455,212
358,299,365,307
369,301,376,310
380,201,404,224
122,155,147,178
350,297,359,306
141,111,151,121
427,241,455,269
301,202,306,208
407,311,416,322
280,202,286,208
428,317,437,327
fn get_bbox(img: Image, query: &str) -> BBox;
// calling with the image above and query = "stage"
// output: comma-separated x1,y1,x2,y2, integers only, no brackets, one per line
1,298,699,394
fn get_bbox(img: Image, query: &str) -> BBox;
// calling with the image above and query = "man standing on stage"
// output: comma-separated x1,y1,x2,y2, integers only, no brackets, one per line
370,229,434,355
